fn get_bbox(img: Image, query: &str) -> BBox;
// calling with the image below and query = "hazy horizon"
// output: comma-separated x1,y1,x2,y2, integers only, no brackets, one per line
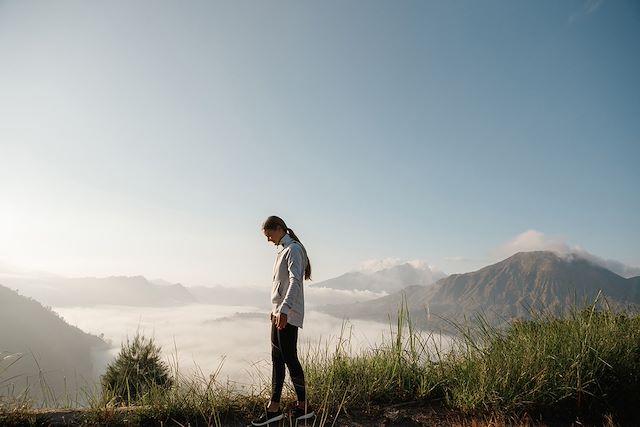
2,230,638,290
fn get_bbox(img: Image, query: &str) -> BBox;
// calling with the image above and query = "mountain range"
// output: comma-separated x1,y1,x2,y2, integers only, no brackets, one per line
1,274,197,307
312,262,446,293
321,251,640,331
0,262,440,308
3,251,639,331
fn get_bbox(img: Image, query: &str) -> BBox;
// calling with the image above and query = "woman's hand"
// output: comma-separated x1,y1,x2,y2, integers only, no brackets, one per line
275,313,288,330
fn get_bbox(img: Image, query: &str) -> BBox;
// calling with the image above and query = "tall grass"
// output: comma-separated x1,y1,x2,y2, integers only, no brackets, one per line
0,352,32,426
302,307,444,413
442,302,640,414
303,299,639,420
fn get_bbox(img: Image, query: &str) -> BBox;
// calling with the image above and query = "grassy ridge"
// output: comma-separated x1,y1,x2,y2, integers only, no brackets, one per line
444,307,640,414
2,301,639,425
304,301,640,420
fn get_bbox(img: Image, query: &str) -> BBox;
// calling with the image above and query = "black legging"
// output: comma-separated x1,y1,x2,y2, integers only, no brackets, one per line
271,322,306,403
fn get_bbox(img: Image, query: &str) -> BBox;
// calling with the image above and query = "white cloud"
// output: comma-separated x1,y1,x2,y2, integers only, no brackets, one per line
493,230,574,257
494,230,640,278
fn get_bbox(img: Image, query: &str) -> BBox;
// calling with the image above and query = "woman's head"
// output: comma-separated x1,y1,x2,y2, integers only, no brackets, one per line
262,215,288,245
262,215,312,280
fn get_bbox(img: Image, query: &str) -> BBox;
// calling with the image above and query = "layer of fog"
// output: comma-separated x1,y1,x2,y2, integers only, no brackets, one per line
54,304,454,389
305,286,387,306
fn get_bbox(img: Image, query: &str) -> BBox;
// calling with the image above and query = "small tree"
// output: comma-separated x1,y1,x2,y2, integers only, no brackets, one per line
101,332,172,404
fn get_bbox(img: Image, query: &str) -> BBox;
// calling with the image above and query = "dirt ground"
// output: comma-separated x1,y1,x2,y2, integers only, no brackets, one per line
1,402,628,427
314,401,622,427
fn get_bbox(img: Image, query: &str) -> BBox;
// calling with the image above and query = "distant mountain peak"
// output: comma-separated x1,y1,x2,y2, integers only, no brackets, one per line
356,258,441,274
497,250,624,278
315,260,446,293
498,248,640,279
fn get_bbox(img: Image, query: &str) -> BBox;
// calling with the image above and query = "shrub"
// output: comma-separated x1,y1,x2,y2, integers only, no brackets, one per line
101,333,172,405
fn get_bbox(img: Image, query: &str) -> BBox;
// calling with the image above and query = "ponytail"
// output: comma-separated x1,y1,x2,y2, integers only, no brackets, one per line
286,228,312,280
262,216,312,280
286,227,300,242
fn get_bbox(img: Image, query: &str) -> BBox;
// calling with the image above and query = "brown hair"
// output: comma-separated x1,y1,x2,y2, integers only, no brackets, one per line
262,215,312,280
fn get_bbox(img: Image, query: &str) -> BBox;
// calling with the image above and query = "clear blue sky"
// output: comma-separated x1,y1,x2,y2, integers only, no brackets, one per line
0,0,638,286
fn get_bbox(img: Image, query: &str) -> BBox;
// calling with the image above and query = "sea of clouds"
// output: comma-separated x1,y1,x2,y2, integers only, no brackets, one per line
54,304,450,390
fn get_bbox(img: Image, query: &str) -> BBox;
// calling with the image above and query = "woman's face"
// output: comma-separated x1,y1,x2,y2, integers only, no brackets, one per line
263,226,285,245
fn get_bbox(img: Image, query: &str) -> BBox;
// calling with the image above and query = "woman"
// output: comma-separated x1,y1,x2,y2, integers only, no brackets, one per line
252,215,315,426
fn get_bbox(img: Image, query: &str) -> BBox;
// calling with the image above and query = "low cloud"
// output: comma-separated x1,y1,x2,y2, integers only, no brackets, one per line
495,230,640,278
305,286,387,307
53,304,452,389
